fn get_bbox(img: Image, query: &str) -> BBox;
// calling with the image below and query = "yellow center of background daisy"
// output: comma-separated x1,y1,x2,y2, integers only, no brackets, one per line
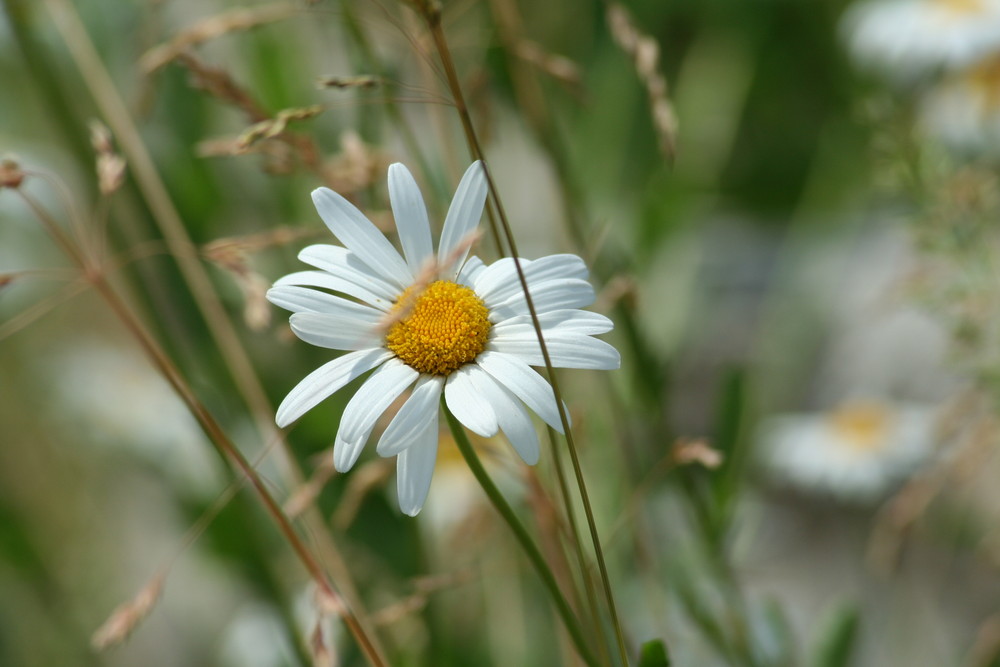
385,280,491,375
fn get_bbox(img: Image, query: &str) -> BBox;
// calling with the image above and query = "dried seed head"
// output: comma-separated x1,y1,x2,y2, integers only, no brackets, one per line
672,438,723,469
237,105,325,151
316,75,381,90
607,4,678,161
140,4,295,73
90,120,127,196
91,574,165,651
0,158,25,189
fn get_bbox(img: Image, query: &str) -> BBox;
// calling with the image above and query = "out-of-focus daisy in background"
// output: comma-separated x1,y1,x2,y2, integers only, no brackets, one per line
268,161,619,515
843,0,1000,150
843,0,1000,78
918,54,1000,149
758,401,937,503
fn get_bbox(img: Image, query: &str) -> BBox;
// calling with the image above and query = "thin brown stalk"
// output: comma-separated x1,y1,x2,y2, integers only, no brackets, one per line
421,7,630,664
40,1,387,659
19,189,386,667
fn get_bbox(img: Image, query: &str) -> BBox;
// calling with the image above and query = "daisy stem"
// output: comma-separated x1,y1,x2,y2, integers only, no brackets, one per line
19,189,388,667
444,406,600,667
424,8,631,665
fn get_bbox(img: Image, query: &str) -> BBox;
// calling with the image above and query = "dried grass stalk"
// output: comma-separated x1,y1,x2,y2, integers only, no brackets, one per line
316,75,381,90
89,120,126,196
237,105,326,151
607,4,678,161
91,573,165,651
141,3,296,73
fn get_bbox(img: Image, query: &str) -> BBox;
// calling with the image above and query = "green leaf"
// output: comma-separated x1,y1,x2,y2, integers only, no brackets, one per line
811,603,860,667
638,639,671,667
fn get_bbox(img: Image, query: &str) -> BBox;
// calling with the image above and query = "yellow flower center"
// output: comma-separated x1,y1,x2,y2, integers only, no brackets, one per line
932,0,984,15
385,280,491,375
828,403,891,453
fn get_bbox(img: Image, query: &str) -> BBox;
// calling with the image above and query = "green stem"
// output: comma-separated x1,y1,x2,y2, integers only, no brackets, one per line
548,426,610,666
443,406,599,667
424,9,630,664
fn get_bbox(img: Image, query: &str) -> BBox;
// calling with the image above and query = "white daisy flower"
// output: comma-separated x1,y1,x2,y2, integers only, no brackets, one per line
758,401,935,503
268,162,619,515
843,0,1000,78
918,54,1000,148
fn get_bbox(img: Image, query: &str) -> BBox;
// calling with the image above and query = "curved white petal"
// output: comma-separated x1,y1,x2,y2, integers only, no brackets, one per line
465,365,539,465
476,254,587,305
311,187,413,288
444,365,499,437
470,257,529,298
334,359,419,471
492,309,614,336
298,245,400,303
273,270,392,311
388,163,434,275
396,417,439,516
488,279,596,321
276,348,393,427
289,312,381,351
267,286,386,319
438,161,487,279
476,351,567,433
457,255,486,287
377,375,444,457
488,333,621,370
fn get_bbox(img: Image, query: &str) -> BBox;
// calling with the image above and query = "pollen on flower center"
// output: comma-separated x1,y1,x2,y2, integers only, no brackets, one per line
385,280,491,375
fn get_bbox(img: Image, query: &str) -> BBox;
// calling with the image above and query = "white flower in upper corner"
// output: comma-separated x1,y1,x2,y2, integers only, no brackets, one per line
758,401,936,503
267,161,619,516
843,0,1000,78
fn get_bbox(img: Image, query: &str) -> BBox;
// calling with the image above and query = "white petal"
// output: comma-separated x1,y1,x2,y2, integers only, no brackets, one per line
476,351,566,433
289,312,381,351
276,348,393,427
311,187,413,288
488,333,621,370
334,359,418,471
457,255,486,287
273,270,392,311
489,279,595,321
438,161,488,279
476,254,587,305
388,163,434,275
470,257,529,301
298,245,400,303
267,285,385,318
377,375,444,457
396,417,439,516
492,309,614,336
465,365,539,465
444,365,499,437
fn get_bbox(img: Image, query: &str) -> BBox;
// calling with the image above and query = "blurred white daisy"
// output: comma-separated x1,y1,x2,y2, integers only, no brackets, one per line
268,162,619,515
843,0,1000,78
919,54,1000,148
759,401,935,502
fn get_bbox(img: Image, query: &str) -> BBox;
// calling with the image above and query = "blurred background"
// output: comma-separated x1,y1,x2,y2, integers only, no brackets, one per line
2,0,1000,665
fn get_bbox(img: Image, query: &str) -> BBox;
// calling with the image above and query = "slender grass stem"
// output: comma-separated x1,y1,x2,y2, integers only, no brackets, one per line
38,0,387,658
443,406,599,667
19,190,387,667
548,426,611,666
422,8,630,664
